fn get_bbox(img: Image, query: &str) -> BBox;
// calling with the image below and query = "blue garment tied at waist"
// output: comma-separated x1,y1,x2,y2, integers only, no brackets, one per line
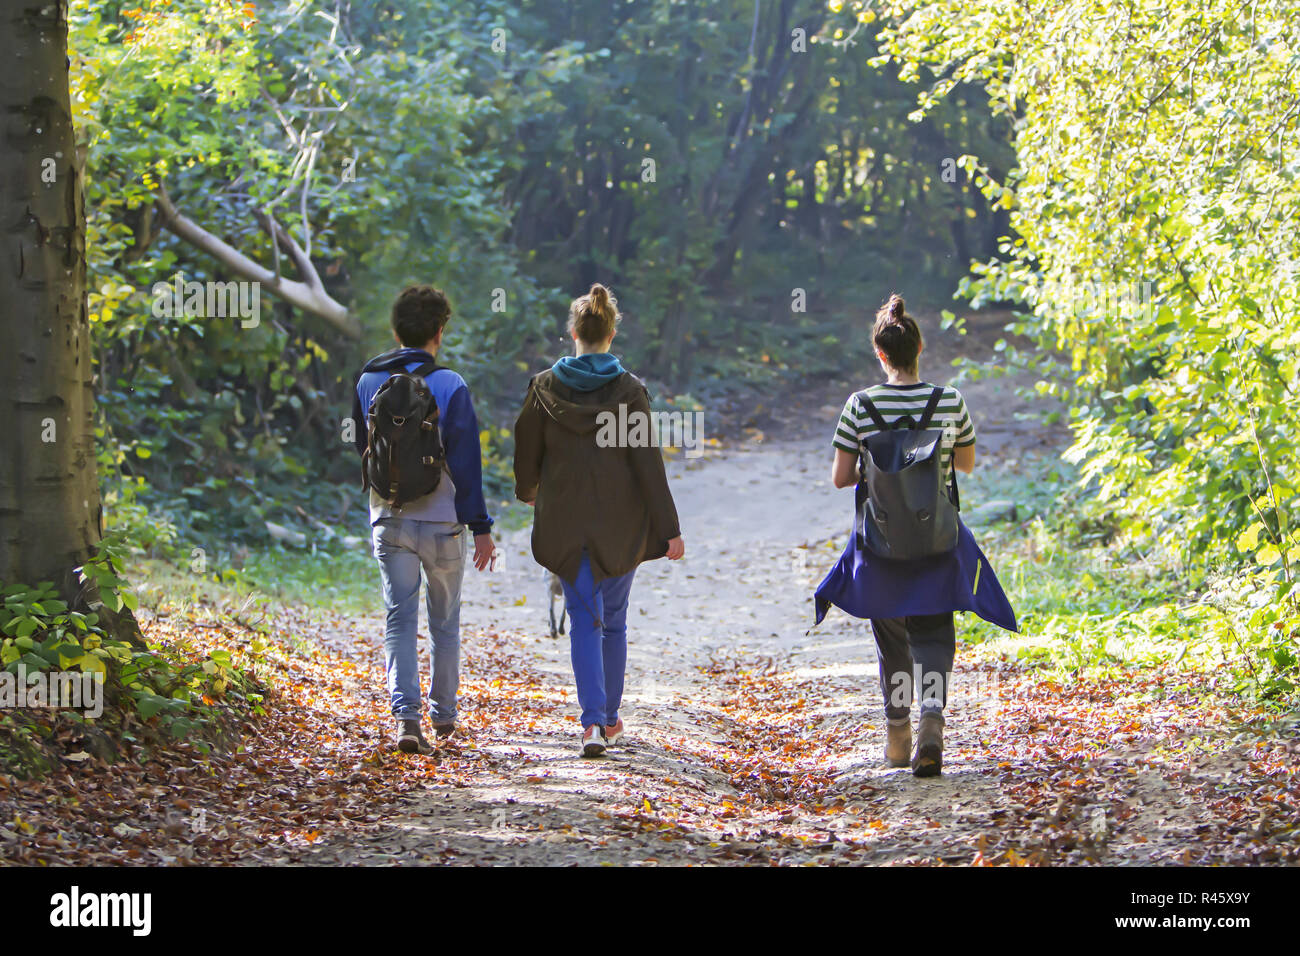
813,518,1018,632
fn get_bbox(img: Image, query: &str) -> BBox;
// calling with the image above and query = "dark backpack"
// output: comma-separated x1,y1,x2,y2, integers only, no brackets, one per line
357,352,447,510
854,386,961,561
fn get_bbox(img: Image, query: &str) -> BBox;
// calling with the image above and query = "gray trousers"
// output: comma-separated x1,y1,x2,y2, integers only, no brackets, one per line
870,613,956,720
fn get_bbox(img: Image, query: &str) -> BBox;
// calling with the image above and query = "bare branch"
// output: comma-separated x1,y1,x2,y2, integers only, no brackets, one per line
154,184,358,338
300,134,321,258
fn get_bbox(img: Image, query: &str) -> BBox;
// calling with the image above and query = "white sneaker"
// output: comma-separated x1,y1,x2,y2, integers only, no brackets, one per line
581,725,607,758
604,718,625,746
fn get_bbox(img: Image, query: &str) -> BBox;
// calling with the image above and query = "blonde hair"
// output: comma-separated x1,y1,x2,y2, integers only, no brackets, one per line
568,283,619,344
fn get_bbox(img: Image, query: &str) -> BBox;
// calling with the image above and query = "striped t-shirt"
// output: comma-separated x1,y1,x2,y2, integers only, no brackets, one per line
832,382,976,483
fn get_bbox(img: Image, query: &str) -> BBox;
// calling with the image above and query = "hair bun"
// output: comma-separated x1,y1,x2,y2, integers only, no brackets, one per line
872,293,922,373
569,283,620,344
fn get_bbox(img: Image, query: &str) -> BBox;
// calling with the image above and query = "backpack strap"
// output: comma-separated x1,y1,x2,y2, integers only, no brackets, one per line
917,386,945,430
387,441,401,509
914,384,961,510
853,390,889,433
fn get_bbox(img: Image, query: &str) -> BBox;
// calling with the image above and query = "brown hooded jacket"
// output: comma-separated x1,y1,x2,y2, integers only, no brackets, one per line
513,368,681,584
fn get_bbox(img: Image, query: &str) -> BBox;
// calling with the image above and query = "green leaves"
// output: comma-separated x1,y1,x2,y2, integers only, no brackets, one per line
1237,522,1265,553
878,0,1300,572
10,619,39,640
3,532,262,757
132,691,177,721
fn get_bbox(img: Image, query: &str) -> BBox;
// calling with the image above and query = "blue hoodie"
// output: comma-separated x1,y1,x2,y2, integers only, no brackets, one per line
551,352,626,392
354,347,493,535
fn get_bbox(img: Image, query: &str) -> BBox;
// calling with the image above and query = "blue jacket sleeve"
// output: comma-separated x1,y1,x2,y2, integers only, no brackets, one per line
352,381,368,458
441,384,494,535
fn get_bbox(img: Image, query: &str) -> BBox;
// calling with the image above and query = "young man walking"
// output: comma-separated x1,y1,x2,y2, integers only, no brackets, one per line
353,285,495,755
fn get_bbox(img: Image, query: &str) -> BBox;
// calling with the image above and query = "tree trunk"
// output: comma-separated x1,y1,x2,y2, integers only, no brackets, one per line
0,0,100,595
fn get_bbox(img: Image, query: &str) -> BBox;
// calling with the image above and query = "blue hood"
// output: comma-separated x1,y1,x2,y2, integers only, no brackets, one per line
551,352,626,392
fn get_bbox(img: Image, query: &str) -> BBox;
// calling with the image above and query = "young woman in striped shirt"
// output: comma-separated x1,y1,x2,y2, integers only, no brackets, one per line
829,294,977,776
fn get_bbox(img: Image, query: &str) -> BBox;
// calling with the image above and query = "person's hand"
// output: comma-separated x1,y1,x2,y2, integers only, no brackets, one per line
522,499,535,507
472,533,495,571
665,535,685,560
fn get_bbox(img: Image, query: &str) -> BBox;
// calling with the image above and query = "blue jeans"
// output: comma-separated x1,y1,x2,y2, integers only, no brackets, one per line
372,518,467,723
560,554,637,729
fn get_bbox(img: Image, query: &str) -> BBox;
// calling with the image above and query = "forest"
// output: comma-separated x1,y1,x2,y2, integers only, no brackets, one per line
0,0,1297,885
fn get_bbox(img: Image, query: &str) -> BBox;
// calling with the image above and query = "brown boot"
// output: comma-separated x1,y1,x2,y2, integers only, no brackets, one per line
912,711,944,777
885,717,911,767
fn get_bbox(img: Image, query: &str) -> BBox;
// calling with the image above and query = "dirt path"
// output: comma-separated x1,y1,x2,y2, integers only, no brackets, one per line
289,356,1291,866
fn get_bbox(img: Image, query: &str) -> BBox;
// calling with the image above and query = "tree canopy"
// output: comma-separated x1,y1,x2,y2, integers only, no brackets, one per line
69,0,1013,551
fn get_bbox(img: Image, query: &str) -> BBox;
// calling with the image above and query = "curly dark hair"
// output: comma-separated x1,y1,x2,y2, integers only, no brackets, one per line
391,285,452,347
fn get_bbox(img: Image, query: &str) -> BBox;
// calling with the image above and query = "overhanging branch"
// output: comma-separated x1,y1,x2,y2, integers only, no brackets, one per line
154,185,359,338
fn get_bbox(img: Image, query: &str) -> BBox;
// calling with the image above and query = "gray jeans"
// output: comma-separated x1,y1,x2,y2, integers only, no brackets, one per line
870,613,956,721
372,518,467,723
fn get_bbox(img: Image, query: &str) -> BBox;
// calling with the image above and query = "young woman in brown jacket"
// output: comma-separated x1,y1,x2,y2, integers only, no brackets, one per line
514,284,685,756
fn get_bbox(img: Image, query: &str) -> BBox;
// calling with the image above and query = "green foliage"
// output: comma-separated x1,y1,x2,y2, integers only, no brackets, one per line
494,0,1013,385
960,455,1300,703
1,581,102,655
0,549,262,778
873,0,1300,578
71,0,569,551
866,0,1300,696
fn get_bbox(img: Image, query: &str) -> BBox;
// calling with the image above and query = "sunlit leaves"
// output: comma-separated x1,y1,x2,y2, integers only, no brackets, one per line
872,0,1300,597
